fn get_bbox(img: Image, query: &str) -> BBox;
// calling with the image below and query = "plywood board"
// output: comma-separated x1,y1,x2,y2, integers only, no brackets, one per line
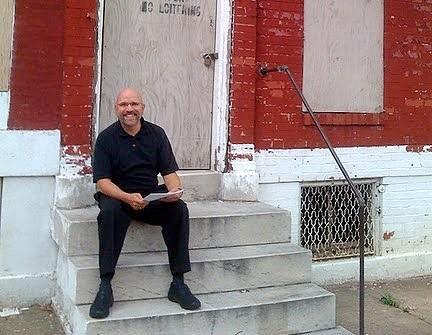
303,0,383,112
0,0,14,91
100,0,217,169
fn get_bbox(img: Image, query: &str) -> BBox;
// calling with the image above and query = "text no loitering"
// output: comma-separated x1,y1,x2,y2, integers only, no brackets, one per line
142,1,201,17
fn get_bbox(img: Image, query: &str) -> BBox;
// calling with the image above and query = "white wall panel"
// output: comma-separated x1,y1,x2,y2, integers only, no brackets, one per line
0,177,57,306
0,130,60,176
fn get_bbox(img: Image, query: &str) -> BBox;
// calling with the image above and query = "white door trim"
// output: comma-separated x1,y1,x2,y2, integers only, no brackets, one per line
210,0,231,172
94,0,230,172
94,0,105,136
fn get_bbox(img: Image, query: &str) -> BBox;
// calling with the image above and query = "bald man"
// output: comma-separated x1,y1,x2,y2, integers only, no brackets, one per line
90,88,200,319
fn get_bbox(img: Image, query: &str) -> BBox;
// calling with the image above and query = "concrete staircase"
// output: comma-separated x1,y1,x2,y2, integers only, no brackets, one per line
51,171,353,335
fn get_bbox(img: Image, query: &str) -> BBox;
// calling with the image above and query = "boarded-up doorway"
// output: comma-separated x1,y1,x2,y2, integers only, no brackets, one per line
100,0,217,169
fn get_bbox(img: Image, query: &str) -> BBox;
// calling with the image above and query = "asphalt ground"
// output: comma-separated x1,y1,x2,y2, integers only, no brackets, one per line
1,276,431,335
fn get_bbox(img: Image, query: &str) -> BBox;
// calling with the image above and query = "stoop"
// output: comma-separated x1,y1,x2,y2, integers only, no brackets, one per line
51,171,352,335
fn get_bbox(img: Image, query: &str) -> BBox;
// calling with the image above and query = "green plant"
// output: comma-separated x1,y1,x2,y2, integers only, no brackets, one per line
379,292,400,308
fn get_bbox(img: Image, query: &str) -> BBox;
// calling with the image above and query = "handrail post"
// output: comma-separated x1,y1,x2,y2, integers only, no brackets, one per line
259,64,366,335
359,202,365,335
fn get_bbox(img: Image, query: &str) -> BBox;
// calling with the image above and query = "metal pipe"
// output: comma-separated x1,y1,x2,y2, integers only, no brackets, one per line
258,64,366,335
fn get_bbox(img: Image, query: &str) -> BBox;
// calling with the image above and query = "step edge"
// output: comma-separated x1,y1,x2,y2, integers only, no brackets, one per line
76,284,334,322
57,202,289,223
68,243,310,270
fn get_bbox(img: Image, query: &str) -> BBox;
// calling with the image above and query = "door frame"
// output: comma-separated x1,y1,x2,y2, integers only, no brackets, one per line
93,0,231,173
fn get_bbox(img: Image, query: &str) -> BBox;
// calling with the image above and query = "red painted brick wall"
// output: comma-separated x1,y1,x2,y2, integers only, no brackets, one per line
383,0,432,146
8,0,97,151
255,0,304,149
230,0,257,144
61,0,97,147
230,0,432,149
9,0,65,129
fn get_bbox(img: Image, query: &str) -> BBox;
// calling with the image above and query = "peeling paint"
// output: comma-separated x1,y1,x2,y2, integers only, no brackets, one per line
61,146,93,176
406,145,432,153
230,153,253,161
383,231,395,240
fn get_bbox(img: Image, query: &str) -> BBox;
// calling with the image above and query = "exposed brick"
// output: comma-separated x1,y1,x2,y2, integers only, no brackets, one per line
229,0,432,150
9,0,65,130
60,1,98,146
229,0,258,144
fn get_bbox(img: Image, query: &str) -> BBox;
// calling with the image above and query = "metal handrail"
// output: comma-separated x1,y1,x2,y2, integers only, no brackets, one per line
259,65,366,335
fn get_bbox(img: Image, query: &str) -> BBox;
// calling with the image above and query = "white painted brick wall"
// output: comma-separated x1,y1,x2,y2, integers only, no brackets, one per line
256,146,432,257
258,183,301,243
380,175,432,255
256,146,432,183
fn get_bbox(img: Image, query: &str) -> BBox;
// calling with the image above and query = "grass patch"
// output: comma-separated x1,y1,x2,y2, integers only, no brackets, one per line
380,292,400,308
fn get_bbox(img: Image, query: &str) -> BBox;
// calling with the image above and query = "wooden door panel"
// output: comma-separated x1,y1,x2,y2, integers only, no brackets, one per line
100,0,216,169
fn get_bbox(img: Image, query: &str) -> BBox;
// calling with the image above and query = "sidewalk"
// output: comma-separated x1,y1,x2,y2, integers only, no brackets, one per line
0,304,64,335
1,276,431,335
324,275,432,335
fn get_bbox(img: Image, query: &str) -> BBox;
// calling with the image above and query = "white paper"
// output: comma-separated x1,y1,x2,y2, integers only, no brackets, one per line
143,189,183,202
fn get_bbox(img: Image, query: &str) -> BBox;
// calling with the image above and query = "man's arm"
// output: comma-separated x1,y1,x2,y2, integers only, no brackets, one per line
97,178,147,210
160,172,183,202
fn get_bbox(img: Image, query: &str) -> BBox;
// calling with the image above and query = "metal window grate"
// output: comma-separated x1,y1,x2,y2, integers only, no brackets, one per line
300,181,376,260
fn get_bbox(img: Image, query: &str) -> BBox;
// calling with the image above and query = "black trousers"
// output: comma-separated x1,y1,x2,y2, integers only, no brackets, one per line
96,189,191,279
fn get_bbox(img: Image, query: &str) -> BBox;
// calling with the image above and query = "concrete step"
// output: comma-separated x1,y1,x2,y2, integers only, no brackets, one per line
297,326,354,335
56,171,220,209
72,283,335,335
52,200,290,256
163,170,221,202
60,243,311,304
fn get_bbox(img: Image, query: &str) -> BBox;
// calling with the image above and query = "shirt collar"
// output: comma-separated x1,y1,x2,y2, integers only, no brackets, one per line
118,118,147,138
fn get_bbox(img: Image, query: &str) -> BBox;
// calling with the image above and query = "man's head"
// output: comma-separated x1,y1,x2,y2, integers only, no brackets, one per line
115,88,145,133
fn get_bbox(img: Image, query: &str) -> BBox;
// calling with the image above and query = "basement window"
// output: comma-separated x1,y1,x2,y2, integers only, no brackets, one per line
300,180,379,260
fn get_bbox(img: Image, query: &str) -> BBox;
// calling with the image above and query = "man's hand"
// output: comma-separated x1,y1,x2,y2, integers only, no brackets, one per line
126,193,148,210
96,179,148,210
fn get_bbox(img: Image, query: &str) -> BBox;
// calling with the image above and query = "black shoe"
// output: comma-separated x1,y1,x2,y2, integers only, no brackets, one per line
89,283,114,319
168,282,201,310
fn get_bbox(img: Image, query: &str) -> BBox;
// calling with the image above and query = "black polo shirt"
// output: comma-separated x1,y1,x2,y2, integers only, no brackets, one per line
92,118,179,195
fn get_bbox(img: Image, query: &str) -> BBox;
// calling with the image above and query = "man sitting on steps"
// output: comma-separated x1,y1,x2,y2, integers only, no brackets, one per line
89,87,201,319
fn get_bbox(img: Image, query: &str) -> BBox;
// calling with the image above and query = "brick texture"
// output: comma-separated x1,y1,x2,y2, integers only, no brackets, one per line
229,0,257,144
8,0,65,129
382,0,432,146
8,0,97,150
254,0,304,149
230,0,432,149
60,0,97,146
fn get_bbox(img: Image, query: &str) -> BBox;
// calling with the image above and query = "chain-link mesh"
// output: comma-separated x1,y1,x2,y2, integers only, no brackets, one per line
300,181,376,260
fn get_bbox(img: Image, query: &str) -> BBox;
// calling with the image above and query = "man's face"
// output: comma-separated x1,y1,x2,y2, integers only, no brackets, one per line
115,89,145,130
